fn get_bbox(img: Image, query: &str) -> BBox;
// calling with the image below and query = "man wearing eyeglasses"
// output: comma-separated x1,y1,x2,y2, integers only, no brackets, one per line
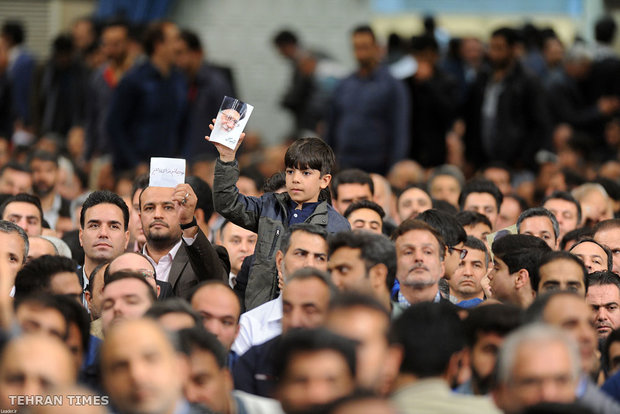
448,236,489,306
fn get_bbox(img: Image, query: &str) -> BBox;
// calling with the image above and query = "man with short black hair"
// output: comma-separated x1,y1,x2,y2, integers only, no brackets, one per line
457,303,522,395
343,200,384,234
140,183,227,299
537,251,588,296
489,234,551,308
459,179,503,230
0,162,32,195
328,230,398,315
448,236,489,305
390,302,500,413
0,193,43,236
218,219,257,287
587,271,620,340
14,255,82,303
145,297,201,331
517,207,560,250
455,211,492,243
331,169,374,215
274,328,357,413
29,150,71,230
570,238,612,273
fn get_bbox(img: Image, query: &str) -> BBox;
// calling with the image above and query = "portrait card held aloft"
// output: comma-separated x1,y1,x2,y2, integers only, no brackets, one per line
209,96,254,150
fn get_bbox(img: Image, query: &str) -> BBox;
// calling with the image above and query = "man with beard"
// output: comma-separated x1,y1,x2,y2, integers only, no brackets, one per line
392,219,446,306
586,271,620,341
29,150,71,230
232,223,328,356
462,27,551,171
456,304,523,395
139,183,226,299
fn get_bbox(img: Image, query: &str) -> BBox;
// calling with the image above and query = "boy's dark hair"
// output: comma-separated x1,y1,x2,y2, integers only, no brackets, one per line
263,171,286,193
328,230,395,291
145,298,202,326
273,29,298,47
274,328,357,382
186,176,214,221
352,24,376,42
458,179,503,213
331,169,374,200
80,190,129,231
543,191,582,225
561,227,594,251
14,255,80,301
492,234,552,292
588,271,620,293
595,16,617,44
55,294,91,359
392,219,446,260
569,238,613,272
492,27,519,46
416,209,467,248
279,223,327,255
538,251,588,292
0,193,43,220
456,211,493,230
180,29,202,52
390,302,464,378
517,207,560,241
104,270,157,303
178,326,228,366
28,150,59,167
463,303,523,347
343,200,385,220
284,137,335,176
605,328,620,372
1,20,25,45
463,235,489,265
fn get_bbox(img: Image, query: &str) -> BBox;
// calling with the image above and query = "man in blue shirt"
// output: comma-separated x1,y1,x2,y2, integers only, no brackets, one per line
326,25,409,175
107,21,186,173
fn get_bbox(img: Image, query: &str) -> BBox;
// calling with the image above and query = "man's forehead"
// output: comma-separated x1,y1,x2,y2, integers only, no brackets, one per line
545,198,575,210
522,216,554,230
4,201,40,215
103,278,150,297
85,203,124,221
466,192,495,205
573,242,606,257
397,229,438,246
545,294,588,317
110,253,151,271
288,231,327,252
141,186,175,203
103,321,171,357
330,246,362,262
284,277,329,298
193,285,240,313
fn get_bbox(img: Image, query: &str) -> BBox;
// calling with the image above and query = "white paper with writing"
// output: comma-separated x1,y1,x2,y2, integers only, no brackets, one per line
149,157,186,187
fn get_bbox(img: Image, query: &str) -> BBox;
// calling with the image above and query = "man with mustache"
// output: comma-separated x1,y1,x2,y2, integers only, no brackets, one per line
140,183,227,299
586,271,620,341
392,219,447,306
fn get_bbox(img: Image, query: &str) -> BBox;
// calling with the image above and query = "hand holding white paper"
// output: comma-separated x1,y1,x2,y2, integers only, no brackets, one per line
149,157,186,187
209,96,254,150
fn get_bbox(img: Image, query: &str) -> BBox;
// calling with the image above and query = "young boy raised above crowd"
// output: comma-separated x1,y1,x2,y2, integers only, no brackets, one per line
208,132,350,311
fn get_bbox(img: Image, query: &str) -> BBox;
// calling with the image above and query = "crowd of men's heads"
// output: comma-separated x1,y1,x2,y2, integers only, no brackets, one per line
3,15,620,414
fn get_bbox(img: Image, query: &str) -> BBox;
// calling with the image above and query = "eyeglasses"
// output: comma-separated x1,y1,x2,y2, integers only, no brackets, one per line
449,247,468,260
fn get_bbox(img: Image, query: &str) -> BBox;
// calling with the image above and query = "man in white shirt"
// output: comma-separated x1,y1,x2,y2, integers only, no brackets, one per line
232,223,328,356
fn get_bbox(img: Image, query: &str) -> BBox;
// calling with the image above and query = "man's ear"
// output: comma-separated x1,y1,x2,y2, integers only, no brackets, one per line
515,268,530,290
78,228,83,247
320,173,332,190
275,250,284,277
368,263,387,291
84,290,92,309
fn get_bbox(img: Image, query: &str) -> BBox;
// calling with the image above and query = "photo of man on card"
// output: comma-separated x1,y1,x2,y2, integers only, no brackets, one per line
210,96,253,149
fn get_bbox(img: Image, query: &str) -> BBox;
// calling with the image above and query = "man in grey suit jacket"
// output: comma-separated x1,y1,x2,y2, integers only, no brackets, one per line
140,182,227,299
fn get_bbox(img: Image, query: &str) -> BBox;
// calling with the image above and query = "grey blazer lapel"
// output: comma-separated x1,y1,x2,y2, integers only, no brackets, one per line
168,244,189,290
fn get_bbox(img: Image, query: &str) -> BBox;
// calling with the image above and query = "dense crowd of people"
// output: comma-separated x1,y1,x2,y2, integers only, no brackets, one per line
1,10,620,414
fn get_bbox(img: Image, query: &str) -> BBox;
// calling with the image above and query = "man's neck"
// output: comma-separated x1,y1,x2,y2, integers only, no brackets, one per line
400,283,438,305
378,289,392,312
145,238,180,264
357,61,378,78
39,191,56,211
510,287,535,309
83,258,103,279
451,289,484,303
150,54,171,77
